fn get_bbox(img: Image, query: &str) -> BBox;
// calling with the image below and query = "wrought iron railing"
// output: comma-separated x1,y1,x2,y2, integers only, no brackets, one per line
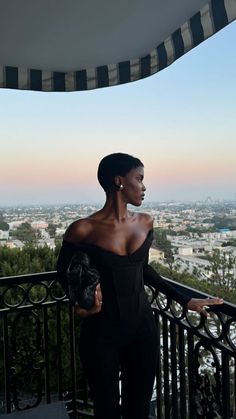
147,279,236,419
0,272,236,418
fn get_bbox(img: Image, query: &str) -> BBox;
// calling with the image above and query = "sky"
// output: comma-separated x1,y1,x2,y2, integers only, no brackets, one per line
0,21,236,206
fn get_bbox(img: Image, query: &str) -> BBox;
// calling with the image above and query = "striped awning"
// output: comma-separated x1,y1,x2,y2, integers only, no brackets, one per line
0,0,235,92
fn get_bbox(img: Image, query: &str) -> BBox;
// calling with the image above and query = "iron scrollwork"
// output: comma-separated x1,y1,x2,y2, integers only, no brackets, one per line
9,310,44,410
194,341,222,418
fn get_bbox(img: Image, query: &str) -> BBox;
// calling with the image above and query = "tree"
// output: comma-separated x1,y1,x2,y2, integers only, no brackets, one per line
0,244,61,277
205,249,236,290
222,239,236,247
192,266,201,278
164,247,175,272
153,229,172,255
153,228,178,273
0,244,77,393
0,221,9,231
11,222,37,244
46,223,57,238
211,216,236,230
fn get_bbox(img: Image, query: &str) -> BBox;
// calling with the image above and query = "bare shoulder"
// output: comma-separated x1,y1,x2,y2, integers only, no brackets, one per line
64,218,93,245
136,212,153,230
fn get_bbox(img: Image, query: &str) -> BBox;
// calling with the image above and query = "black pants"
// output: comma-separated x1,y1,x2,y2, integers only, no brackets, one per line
79,312,158,419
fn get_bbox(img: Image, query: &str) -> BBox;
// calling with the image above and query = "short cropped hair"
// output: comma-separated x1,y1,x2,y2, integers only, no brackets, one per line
97,153,144,192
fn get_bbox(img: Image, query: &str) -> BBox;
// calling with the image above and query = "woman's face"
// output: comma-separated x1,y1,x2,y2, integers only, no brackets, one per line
121,166,146,206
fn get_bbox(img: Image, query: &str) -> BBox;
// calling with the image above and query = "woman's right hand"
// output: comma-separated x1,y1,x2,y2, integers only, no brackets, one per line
73,284,103,318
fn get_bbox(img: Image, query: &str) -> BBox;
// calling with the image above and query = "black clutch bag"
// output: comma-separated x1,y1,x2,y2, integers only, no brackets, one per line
66,251,100,310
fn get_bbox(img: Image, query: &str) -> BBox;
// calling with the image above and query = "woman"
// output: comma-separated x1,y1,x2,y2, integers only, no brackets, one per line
57,152,223,419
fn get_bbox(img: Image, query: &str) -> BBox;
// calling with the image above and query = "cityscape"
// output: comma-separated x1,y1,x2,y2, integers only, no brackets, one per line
1,199,236,289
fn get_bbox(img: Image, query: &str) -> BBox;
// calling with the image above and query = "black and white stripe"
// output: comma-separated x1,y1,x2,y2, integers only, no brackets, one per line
0,0,235,92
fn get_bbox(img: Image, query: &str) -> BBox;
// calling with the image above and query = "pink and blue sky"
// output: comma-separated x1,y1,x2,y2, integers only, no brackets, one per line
1,22,236,205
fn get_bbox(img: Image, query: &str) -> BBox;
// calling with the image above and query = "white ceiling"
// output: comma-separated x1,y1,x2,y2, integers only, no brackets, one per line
0,0,209,71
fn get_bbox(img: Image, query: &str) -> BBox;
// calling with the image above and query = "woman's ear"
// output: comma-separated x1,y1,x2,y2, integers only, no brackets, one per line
114,176,122,188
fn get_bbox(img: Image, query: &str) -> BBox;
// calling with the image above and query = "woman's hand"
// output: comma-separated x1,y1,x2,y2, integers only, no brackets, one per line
73,284,103,318
186,297,224,317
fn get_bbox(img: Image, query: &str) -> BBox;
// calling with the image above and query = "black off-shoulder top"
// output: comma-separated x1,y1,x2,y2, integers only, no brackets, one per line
57,230,190,340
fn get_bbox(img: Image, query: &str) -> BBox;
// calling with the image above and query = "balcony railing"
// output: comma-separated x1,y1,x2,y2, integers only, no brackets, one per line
0,272,236,418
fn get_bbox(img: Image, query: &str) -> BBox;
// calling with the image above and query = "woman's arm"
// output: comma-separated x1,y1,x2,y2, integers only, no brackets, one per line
143,260,191,306
56,240,75,297
144,217,223,314
56,219,92,296
56,219,103,317
143,262,223,315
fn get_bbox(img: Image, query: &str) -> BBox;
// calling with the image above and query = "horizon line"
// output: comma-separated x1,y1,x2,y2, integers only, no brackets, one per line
1,199,236,209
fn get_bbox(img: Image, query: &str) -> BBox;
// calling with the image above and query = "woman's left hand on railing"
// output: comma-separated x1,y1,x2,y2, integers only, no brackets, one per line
186,297,224,317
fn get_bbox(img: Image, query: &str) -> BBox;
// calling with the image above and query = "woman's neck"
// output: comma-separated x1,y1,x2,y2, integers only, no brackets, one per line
101,194,131,223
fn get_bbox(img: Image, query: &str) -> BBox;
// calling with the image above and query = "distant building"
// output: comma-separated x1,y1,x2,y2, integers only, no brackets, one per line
31,221,48,229
5,240,24,249
178,247,193,256
37,239,55,250
8,221,24,229
149,248,164,262
174,255,211,279
56,227,66,236
0,230,9,240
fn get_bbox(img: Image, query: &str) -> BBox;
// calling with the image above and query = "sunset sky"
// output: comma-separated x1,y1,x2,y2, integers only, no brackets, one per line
1,21,236,205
